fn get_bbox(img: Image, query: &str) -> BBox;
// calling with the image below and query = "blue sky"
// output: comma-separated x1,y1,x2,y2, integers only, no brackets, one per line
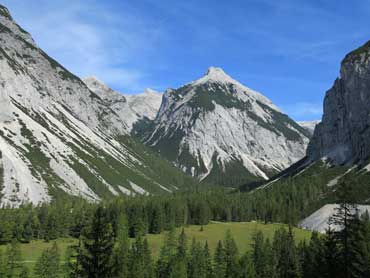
2,0,370,121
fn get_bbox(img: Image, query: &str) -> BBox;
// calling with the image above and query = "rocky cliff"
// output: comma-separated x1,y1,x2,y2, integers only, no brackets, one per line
307,41,370,165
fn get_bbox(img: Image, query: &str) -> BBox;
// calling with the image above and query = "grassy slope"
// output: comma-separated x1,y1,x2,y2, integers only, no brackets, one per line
0,222,311,275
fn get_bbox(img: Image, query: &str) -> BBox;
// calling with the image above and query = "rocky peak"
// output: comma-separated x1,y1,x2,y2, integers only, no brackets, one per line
0,5,12,20
192,66,239,86
307,40,370,165
82,76,119,100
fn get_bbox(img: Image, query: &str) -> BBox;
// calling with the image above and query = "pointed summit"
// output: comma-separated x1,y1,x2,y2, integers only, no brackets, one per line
0,5,12,20
194,66,236,85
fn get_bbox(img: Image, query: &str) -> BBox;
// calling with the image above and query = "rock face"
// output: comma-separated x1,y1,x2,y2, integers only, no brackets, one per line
143,67,310,186
0,5,193,206
83,76,162,131
298,120,320,136
307,41,370,165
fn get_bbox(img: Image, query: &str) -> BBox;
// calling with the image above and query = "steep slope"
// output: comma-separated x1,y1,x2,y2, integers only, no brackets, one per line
83,76,162,131
263,41,370,228
0,5,196,206
298,120,320,136
307,40,370,165
142,67,310,186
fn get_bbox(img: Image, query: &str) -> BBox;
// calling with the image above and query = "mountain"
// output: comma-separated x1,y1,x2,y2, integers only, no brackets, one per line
83,76,162,131
264,40,370,229
141,67,310,186
0,5,196,206
298,120,320,136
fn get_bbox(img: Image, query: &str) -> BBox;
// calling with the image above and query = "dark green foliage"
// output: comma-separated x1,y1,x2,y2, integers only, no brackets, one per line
4,240,22,278
34,242,61,278
77,206,116,278
214,241,226,278
128,237,154,278
156,228,178,278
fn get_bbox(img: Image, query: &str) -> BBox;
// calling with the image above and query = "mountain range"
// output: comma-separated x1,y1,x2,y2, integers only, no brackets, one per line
0,5,196,206
2,2,370,214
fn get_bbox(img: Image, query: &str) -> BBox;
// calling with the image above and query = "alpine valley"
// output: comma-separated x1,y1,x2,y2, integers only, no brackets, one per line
0,5,197,206
0,4,314,205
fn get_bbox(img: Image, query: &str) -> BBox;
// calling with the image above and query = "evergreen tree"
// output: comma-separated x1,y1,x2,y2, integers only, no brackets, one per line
0,248,5,278
239,253,256,278
156,228,177,278
19,266,30,278
113,213,130,277
273,227,300,278
34,242,60,278
188,238,206,278
4,240,22,278
77,206,116,278
330,181,358,278
224,231,240,278
252,231,268,278
214,240,226,278
129,236,154,278
203,242,213,278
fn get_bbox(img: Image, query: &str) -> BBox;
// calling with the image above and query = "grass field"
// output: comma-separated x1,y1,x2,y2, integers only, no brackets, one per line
0,221,312,275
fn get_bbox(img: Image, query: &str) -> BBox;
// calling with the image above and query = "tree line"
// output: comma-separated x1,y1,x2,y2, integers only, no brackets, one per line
1,198,370,277
0,173,327,245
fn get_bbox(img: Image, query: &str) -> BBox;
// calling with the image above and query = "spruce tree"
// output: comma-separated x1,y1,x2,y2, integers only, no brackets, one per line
203,241,213,278
188,238,206,278
156,228,177,278
214,240,226,278
0,248,5,278
113,213,130,277
224,231,240,278
77,206,116,278
131,237,154,278
4,239,22,278
34,242,60,278
330,181,358,278
273,227,300,278
322,226,341,278
252,231,267,277
239,253,256,278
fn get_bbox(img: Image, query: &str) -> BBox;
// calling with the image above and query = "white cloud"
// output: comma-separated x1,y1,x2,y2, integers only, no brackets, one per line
282,102,323,120
3,0,165,92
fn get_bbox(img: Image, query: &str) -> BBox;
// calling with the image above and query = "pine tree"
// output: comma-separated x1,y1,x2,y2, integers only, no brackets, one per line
129,237,154,278
224,231,239,278
239,253,256,278
19,266,30,278
203,242,213,278
77,206,116,278
4,239,22,278
214,240,226,278
252,231,267,278
0,248,6,278
188,238,206,278
34,242,61,278
330,181,358,278
113,213,130,277
156,228,177,278
273,227,300,278
322,226,341,278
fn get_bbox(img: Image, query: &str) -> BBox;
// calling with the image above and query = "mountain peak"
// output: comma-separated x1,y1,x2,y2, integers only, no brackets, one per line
192,66,237,86
0,5,12,20
205,66,227,76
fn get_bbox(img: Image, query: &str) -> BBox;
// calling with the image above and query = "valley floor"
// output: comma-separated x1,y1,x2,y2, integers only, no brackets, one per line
0,221,311,275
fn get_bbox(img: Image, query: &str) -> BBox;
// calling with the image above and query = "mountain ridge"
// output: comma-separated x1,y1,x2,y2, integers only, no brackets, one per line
0,6,197,206
141,67,310,186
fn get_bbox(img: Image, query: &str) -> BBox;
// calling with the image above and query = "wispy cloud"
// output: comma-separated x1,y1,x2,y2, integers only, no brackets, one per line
281,102,323,121
3,0,166,92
